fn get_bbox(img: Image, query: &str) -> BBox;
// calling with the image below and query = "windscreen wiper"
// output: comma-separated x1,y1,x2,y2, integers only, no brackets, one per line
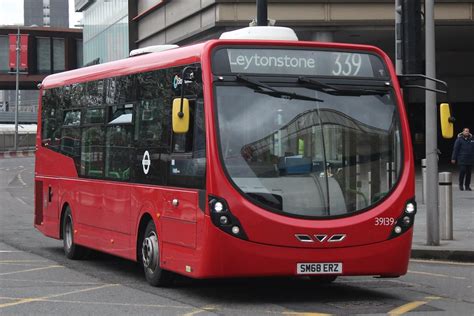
236,74,324,102
298,76,389,96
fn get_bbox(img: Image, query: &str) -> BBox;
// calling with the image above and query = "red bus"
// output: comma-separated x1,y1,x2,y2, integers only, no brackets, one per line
35,27,416,286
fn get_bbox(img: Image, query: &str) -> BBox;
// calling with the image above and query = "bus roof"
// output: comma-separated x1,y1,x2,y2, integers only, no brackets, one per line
41,41,207,89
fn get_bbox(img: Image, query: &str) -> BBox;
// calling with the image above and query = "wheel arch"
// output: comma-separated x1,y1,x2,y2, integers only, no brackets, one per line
136,212,154,262
59,202,70,240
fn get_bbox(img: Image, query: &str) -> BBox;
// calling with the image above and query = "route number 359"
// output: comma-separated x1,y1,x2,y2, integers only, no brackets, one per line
375,217,396,226
332,53,362,76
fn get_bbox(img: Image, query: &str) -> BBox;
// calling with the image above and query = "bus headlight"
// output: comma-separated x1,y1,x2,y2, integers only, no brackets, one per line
214,202,224,213
389,198,416,239
405,202,416,214
208,196,248,240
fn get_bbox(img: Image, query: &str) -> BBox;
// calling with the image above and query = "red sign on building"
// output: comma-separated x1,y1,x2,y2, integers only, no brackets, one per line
9,34,29,72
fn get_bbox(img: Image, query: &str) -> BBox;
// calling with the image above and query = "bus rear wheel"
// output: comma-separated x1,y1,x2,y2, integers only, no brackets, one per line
62,207,87,259
141,220,174,286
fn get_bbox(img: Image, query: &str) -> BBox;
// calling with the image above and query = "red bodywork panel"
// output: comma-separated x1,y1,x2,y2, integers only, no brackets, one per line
35,38,414,278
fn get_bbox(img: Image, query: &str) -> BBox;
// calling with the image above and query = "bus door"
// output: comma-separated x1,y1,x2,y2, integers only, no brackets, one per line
161,98,206,249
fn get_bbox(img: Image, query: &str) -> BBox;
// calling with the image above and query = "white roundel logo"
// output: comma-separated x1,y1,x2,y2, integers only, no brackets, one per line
142,151,151,175
173,75,183,89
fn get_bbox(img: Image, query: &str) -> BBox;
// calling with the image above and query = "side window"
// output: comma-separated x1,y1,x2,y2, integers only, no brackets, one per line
193,99,206,158
61,85,71,109
104,77,117,105
41,88,62,151
105,104,133,181
105,125,132,181
60,109,81,160
63,109,81,126
104,75,136,105
70,83,85,107
83,108,105,124
135,100,169,148
81,126,104,178
133,82,172,185
85,80,104,107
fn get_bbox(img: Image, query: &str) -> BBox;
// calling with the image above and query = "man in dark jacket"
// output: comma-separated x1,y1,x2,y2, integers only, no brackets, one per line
451,128,474,190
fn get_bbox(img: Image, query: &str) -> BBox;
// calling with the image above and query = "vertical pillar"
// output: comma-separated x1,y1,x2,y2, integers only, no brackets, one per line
14,26,20,151
311,32,334,42
256,0,268,26
425,0,439,246
395,0,403,74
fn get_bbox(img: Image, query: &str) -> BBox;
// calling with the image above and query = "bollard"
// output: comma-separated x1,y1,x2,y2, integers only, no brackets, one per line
421,158,426,204
439,172,453,240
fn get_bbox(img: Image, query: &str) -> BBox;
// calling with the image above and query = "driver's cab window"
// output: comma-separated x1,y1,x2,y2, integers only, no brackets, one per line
169,66,205,189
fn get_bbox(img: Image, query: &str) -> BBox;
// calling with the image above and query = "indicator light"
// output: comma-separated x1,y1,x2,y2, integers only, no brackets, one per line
232,226,240,235
219,216,229,225
403,216,411,226
394,226,402,234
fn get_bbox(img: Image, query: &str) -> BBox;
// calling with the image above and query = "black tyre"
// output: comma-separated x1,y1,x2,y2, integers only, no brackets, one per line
141,220,174,286
309,275,338,284
62,207,87,259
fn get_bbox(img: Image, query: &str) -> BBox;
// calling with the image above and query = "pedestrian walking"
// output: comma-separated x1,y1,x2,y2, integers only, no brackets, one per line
451,127,474,191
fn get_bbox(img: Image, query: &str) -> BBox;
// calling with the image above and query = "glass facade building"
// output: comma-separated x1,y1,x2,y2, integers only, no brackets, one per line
24,0,69,28
82,0,129,65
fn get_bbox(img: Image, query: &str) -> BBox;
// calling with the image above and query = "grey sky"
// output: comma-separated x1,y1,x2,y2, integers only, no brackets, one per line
0,0,82,27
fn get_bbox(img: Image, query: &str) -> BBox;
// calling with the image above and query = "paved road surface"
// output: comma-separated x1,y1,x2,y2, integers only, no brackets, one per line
1,157,473,315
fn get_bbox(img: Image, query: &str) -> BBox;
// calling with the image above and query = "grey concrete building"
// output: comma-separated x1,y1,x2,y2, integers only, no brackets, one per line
131,0,474,162
24,0,69,28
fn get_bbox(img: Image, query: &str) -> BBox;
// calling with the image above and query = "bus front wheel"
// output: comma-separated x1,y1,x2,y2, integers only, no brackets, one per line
62,207,87,259
141,220,174,286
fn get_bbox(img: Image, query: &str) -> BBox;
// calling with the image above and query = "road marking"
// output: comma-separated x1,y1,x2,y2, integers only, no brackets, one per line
17,172,26,186
0,278,106,285
388,296,441,315
410,259,474,266
0,260,49,263
408,270,467,280
183,305,218,316
388,301,428,315
282,312,332,316
0,295,191,310
0,263,50,266
0,283,119,309
0,250,22,253
0,265,63,276
15,197,27,205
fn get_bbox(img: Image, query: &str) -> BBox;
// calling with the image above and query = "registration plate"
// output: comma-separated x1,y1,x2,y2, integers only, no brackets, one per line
296,262,343,275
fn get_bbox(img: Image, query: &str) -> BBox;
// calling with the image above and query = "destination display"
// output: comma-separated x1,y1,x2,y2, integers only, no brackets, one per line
212,48,388,78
